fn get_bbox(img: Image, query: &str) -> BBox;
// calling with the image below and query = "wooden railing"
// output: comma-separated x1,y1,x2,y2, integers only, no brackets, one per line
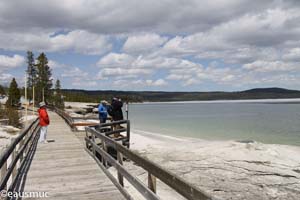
0,118,40,191
51,107,100,131
51,107,75,129
90,120,130,148
85,126,214,200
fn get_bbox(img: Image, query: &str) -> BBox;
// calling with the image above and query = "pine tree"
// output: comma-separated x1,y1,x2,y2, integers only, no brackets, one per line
0,84,5,95
36,53,52,103
54,79,64,108
26,51,36,88
6,78,21,107
26,51,37,100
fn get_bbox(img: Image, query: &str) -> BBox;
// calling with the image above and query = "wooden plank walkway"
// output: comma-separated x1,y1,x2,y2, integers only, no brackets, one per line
21,111,125,200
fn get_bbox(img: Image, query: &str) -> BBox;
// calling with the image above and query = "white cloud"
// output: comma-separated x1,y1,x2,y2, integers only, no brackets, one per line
97,68,152,79
2,1,300,90
61,67,88,78
165,63,244,87
96,53,205,86
97,53,135,67
283,48,300,62
0,30,112,55
145,79,168,86
72,79,97,87
48,60,67,69
0,54,25,71
0,0,275,34
0,73,13,84
183,78,201,86
160,8,300,64
242,60,298,72
166,74,192,81
123,33,168,54
113,78,168,88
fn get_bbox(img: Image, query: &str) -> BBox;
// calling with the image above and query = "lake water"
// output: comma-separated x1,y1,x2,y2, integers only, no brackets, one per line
128,101,300,146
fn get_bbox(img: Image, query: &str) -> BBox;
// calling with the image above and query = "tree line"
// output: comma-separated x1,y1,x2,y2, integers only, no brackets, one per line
25,51,64,108
0,51,64,127
61,87,300,103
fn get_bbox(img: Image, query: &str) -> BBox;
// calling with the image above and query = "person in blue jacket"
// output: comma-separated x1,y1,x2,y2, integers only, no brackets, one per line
98,100,108,123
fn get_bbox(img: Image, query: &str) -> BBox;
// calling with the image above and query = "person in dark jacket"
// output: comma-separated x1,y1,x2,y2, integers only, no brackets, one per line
38,102,50,143
98,100,108,123
111,97,123,121
111,97,123,137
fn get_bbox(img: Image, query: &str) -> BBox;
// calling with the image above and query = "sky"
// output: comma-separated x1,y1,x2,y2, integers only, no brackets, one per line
0,0,300,91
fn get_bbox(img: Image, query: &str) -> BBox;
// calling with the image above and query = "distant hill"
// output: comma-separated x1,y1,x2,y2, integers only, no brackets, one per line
242,87,300,94
62,87,300,103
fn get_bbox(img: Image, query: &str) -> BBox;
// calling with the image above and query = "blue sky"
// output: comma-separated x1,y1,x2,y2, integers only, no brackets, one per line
1,0,300,91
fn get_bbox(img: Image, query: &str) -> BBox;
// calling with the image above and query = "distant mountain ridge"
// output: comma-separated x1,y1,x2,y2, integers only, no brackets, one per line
62,87,300,103
242,87,300,93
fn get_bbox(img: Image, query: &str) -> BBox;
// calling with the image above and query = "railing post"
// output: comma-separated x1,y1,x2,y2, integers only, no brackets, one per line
19,137,25,164
25,126,33,156
102,140,107,167
92,133,96,156
110,124,113,135
126,121,130,148
11,139,17,181
1,146,8,190
117,151,124,186
85,128,90,149
148,173,157,193
24,127,28,156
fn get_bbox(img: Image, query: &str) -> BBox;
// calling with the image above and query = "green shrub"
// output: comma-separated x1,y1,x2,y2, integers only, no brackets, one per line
0,106,5,119
4,107,20,128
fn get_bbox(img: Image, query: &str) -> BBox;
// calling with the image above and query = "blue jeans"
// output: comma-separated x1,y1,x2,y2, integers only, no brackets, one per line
100,117,107,124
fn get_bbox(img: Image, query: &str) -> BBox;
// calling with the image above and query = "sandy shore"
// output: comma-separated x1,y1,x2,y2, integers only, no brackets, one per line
124,130,300,200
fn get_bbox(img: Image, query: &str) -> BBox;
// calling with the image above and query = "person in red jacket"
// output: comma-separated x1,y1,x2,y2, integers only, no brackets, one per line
38,102,50,143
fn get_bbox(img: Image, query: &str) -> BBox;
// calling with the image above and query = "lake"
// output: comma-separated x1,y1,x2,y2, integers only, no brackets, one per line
128,101,300,146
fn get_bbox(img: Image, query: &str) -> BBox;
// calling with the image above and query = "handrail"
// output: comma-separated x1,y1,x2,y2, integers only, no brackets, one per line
92,119,130,148
50,107,74,130
85,127,214,200
97,120,128,127
0,118,40,191
0,118,38,168
51,106,100,132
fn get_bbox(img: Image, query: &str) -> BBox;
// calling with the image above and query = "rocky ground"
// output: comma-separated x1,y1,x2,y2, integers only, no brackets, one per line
0,125,20,152
0,114,36,153
119,131,300,200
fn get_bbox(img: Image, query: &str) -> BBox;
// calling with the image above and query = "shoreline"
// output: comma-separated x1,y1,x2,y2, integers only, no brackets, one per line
132,128,300,148
130,128,300,155
128,129,300,200
133,98,300,104
65,98,300,107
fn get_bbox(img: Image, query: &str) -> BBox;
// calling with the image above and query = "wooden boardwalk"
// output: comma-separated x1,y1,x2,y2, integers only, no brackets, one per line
0,108,213,200
21,111,125,200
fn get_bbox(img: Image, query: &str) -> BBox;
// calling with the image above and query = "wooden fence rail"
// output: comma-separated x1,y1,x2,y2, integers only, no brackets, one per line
85,126,214,200
51,107,75,129
0,118,40,191
51,107,100,131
